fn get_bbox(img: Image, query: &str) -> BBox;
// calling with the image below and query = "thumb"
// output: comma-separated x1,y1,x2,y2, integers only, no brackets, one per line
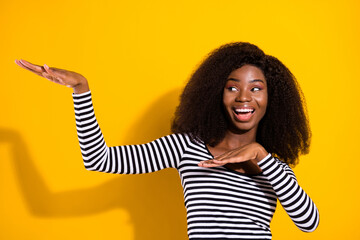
44,64,57,76
43,64,67,79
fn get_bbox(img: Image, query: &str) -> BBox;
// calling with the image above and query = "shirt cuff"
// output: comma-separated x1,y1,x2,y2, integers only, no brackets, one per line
72,90,91,97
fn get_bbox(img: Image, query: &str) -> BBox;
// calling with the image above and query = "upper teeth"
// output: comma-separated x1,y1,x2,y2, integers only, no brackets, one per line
235,109,253,113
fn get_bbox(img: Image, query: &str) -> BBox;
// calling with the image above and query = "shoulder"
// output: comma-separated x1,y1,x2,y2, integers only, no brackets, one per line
163,132,202,144
162,133,208,151
273,157,297,180
157,133,192,146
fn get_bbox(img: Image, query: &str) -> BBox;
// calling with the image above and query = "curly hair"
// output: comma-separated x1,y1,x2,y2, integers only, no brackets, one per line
171,42,311,166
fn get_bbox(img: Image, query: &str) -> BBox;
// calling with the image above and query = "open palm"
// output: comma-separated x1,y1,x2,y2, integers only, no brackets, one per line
15,59,89,93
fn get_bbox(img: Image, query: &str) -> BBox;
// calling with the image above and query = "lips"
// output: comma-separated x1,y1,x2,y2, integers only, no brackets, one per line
232,107,255,121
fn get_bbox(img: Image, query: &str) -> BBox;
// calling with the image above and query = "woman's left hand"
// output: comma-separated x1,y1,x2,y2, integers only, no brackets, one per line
198,142,269,168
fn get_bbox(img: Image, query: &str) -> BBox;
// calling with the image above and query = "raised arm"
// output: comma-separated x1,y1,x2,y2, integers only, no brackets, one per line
73,91,187,174
15,59,188,174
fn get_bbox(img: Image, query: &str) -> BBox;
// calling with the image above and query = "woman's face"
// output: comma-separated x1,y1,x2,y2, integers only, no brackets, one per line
223,65,268,133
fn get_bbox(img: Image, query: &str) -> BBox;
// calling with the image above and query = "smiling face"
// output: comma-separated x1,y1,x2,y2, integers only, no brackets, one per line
223,65,268,135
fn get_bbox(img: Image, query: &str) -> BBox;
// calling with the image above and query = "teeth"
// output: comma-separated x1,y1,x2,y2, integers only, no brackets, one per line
234,108,253,113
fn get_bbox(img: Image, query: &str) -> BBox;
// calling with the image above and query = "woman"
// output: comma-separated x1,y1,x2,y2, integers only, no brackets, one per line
15,42,319,239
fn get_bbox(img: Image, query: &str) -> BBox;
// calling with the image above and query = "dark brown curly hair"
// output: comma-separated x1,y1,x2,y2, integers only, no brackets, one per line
171,42,311,166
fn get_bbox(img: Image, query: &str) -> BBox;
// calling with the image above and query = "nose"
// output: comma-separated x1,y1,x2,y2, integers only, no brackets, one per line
235,90,251,102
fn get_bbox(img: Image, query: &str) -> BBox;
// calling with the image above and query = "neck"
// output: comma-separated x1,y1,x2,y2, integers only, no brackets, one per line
219,128,257,149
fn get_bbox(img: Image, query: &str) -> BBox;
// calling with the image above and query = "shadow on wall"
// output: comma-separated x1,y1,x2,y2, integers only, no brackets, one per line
1,88,188,240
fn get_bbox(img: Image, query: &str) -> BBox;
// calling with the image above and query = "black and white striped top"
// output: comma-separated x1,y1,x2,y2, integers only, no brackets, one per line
73,91,319,239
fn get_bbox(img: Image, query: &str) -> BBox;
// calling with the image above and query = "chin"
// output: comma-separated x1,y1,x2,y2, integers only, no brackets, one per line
228,123,258,134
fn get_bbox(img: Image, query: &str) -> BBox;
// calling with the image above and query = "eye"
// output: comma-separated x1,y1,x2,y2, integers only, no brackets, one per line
227,86,238,92
251,87,261,92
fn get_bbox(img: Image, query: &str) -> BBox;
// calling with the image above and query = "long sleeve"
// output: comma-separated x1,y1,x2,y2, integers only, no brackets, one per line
258,154,320,232
72,91,187,174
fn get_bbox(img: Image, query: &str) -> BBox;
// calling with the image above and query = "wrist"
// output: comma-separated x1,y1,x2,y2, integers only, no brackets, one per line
256,145,269,162
73,81,89,94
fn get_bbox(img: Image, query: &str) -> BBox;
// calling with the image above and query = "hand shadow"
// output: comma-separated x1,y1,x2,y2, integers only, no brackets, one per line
1,88,188,240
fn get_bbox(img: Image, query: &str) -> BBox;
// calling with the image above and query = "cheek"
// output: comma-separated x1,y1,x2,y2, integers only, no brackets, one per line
261,90,268,106
261,96,268,117
222,92,233,107
256,93,268,117
255,93,268,106
263,95,268,109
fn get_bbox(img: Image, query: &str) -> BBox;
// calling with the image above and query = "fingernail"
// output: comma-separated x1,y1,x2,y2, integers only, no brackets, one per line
44,64,49,69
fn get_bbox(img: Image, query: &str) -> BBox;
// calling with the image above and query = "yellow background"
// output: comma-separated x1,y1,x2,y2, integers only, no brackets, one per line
1,0,359,239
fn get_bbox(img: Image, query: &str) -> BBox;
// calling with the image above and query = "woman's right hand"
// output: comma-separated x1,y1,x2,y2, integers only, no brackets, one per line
15,59,89,94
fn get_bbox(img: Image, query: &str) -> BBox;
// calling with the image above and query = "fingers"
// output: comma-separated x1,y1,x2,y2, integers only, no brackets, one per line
15,59,67,85
198,158,231,167
19,59,44,73
198,160,223,168
212,151,232,162
44,64,55,75
211,157,236,165
199,143,265,168
15,60,38,73
15,59,44,77
199,154,256,168
44,65,68,85
43,64,59,80
198,149,237,168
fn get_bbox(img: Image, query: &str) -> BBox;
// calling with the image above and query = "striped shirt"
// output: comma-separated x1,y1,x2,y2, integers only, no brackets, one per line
73,91,319,239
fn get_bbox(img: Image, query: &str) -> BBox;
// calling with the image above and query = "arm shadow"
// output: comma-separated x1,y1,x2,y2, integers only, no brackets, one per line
1,87,188,240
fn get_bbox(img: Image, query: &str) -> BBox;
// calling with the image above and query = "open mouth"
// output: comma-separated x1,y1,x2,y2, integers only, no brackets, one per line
233,107,255,121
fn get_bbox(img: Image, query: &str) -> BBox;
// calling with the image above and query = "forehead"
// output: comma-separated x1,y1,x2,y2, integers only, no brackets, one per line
227,65,266,81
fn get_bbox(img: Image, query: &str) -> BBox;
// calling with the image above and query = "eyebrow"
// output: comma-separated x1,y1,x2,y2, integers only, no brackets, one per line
227,78,265,83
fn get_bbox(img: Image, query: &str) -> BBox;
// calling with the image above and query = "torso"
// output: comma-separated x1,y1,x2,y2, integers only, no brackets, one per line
177,137,276,239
